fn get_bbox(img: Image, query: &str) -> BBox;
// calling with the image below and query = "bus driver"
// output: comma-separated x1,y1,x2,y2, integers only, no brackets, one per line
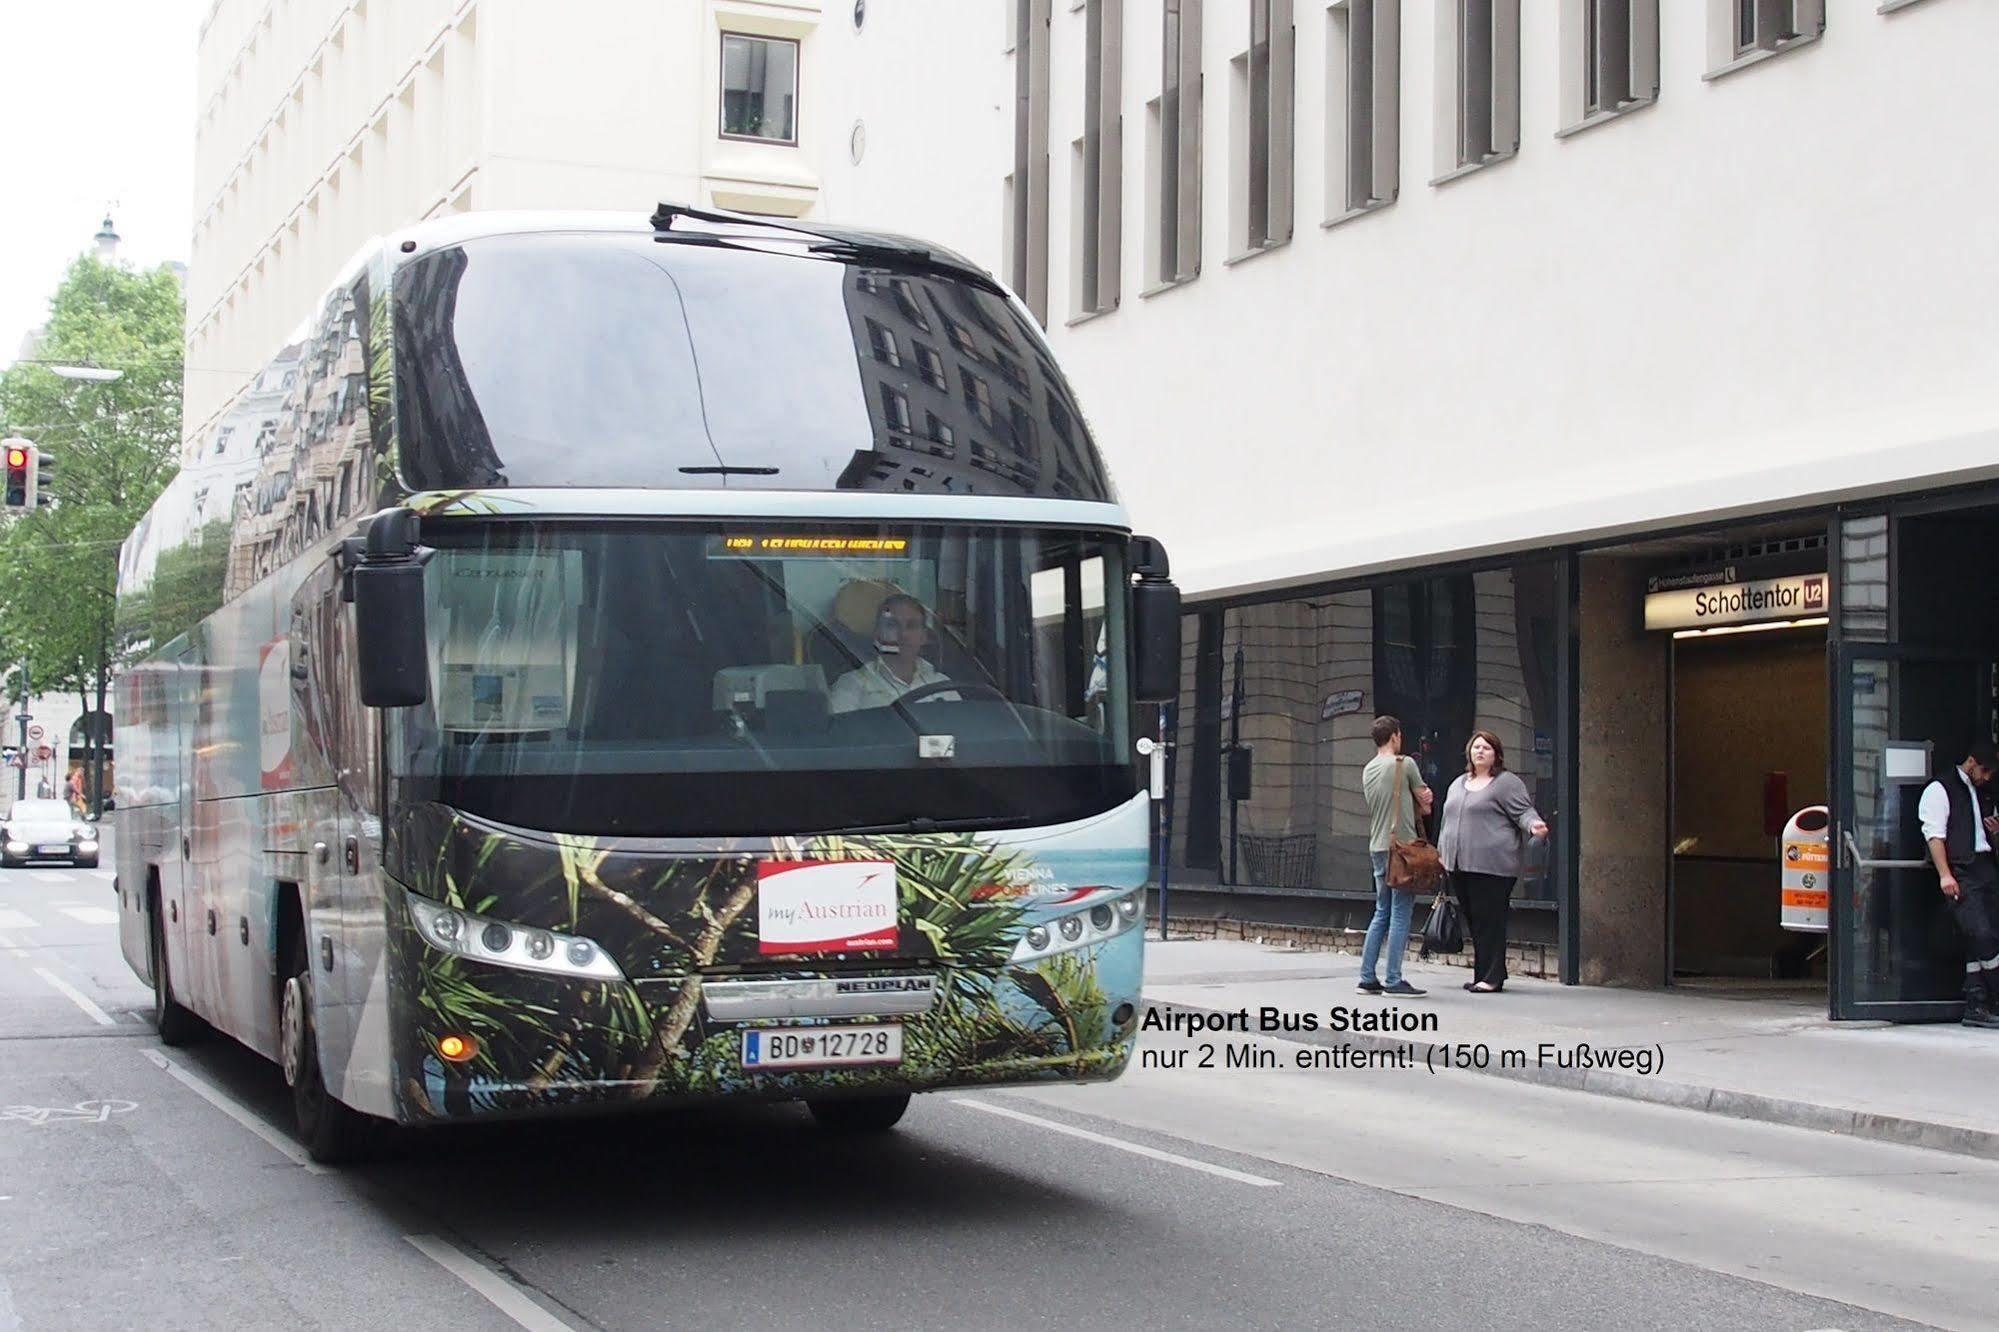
829,593,958,713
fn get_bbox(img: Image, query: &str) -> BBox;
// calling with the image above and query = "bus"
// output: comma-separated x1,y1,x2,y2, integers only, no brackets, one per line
114,207,1180,1162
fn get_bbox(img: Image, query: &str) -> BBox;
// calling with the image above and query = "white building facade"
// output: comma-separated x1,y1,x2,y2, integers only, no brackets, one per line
950,0,1999,1018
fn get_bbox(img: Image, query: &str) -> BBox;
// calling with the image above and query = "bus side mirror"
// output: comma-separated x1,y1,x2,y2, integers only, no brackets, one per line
351,509,430,708
1131,536,1181,704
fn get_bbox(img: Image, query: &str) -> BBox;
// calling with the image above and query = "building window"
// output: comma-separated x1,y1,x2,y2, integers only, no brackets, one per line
993,352,1029,392
1229,0,1295,258
1561,1,1659,132
1168,563,1565,904
1071,0,1123,319
1706,0,1823,76
1008,0,1053,323
1146,0,1202,289
865,318,900,368
944,316,980,359
879,383,913,434
915,342,948,391
961,369,999,427
924,412,955,450
1325,0,1400,221
889,278,931,331
1434,0,1518,182
719,33,798,143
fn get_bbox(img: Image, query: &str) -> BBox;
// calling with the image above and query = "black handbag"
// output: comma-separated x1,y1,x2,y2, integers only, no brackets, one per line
1421,891,1465,956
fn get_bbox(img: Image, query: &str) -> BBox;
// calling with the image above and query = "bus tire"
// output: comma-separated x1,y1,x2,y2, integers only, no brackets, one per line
148,887,203,1048
806,1093,911,1133
279,958,374,1165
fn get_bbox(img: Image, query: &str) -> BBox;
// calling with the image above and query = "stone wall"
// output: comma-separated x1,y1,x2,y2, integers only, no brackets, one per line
1577,555,1669,986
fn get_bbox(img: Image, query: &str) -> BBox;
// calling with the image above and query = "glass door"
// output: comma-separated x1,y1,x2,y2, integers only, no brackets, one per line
1833,645,1996,1020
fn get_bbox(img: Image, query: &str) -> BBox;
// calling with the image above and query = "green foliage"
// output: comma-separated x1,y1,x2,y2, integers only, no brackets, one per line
147,519,229,647
0,256,183,701
808,831,1030,989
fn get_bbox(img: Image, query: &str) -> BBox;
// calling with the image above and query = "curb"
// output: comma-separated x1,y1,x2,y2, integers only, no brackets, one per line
1140,996,1999,1163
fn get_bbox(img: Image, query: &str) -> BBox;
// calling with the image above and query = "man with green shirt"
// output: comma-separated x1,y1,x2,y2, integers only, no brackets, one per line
1358,715,1432,996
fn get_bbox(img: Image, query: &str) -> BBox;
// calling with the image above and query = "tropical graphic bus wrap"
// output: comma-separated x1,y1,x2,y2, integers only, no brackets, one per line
388,794,1149,1119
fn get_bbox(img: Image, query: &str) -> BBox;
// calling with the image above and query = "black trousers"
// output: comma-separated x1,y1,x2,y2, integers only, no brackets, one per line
1953,856,1999,972
1452,871,1515,987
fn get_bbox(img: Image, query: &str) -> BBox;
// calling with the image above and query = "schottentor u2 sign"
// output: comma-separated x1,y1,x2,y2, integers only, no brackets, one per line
1643,562,1828,633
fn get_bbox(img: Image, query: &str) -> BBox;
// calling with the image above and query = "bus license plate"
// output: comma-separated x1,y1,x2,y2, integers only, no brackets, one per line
741,1024,903,1072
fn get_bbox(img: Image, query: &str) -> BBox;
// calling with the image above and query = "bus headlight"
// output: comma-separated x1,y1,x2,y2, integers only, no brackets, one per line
1010,889,1144,964
407,893,624,982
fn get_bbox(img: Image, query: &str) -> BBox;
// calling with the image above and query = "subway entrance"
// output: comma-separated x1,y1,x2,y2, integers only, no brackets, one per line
1669,619,1828,991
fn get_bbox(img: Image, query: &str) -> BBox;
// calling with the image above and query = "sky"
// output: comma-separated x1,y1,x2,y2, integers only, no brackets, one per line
0,1,205,362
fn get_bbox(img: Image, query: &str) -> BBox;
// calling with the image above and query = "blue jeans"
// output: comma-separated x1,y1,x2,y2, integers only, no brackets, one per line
1360,850,1414,986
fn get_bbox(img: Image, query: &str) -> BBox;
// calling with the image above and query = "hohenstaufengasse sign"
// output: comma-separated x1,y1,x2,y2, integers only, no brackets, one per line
1643,558,1829,632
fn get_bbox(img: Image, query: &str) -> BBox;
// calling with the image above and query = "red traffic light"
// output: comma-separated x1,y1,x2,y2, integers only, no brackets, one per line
4,448,24,468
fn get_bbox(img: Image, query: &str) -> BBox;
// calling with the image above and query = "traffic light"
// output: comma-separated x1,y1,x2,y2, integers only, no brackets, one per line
2,439,34,509
34,449,53,506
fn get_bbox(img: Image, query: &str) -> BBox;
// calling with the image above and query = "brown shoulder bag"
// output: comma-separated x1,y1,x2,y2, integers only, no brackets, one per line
1386,756,1445,893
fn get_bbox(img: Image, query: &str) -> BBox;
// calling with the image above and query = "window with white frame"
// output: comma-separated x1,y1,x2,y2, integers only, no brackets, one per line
1707,0,1823,73
720,33,798,143
1008,0,1053,323
1072,0,1123,318
1230,0,1295,257
1146,0,1202,288
1434,0,1518,181
1324,0,1399,221
1561,0,1659,129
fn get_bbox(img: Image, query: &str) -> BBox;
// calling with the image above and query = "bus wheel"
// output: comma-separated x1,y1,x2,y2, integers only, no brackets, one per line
806,1093,911,1133
148,894,202,1047
280,963,373,1164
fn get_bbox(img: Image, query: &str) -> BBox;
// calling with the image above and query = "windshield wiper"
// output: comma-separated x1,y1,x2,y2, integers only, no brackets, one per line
804,813,1030,838
679,465,780,476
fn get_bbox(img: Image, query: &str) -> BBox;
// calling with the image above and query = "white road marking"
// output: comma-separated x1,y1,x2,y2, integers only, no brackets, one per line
20,873,74,884
34,968,114,1026
56,906,117,926
404,1234,576,1332
140,1049,330,1176
0,911,38,930
952,1097,1282,1188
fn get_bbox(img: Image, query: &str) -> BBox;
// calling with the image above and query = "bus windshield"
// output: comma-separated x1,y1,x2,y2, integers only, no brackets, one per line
392,232,1115,501
390,520,1136,836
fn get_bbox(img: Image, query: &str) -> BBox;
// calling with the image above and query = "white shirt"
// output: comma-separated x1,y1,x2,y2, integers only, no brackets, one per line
828,656,953,713
1917,766,1990,852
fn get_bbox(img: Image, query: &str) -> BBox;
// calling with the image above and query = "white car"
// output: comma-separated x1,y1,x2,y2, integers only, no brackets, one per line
1,799,99,868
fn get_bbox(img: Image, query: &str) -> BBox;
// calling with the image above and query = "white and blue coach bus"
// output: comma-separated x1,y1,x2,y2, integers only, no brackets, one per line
113,208,1180,1162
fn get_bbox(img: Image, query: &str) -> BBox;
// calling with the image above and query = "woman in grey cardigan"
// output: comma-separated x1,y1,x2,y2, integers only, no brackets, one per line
1437,731,1548,992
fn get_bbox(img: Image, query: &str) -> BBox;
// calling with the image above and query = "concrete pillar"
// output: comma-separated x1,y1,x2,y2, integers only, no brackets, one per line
1577,555,1668,986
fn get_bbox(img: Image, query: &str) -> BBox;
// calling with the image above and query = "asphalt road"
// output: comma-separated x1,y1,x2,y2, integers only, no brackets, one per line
0,840,1981,1330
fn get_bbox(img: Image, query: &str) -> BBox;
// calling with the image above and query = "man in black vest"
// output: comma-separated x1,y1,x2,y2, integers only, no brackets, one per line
1919,742,1999,1029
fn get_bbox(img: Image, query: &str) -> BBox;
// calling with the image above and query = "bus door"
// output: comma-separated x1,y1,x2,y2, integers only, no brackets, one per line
290,564,364,1079
155,642,199,1005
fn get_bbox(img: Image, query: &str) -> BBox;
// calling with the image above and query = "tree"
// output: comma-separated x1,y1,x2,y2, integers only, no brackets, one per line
0,256,184,811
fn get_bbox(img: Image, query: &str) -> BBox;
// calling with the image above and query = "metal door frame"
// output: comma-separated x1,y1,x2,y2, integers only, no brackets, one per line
1830,641,1987,1021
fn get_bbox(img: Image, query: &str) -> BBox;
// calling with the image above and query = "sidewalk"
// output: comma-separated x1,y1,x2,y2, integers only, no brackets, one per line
1141,936,1999,1161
